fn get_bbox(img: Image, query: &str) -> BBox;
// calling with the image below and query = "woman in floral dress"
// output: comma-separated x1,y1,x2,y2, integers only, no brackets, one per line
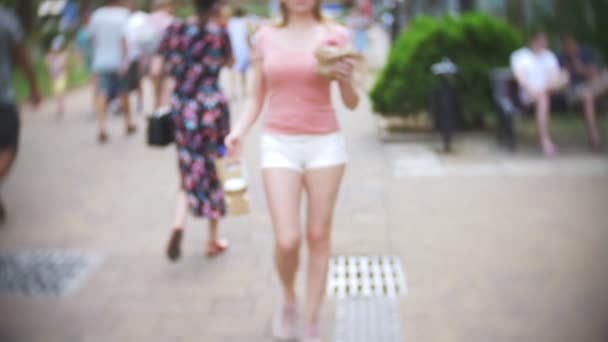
158,0,233,261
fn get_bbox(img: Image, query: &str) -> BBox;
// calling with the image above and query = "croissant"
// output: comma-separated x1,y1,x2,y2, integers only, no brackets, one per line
315,43,362,78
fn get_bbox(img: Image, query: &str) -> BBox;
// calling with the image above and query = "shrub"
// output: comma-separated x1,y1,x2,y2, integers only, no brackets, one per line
12,53,90,103
370,13,524,123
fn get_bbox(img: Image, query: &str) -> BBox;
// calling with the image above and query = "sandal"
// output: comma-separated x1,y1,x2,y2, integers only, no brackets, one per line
126,125,137,136
206,239,229,257
167,228,183,262
98,131,109,144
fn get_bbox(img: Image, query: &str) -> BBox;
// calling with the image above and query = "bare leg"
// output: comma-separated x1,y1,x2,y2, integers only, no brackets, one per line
0,149,17,222
581,90,601,149
208,219,219,243
57,94,65,119
265,168,303,340
263,168,304,303
136,78,144,113
150,56,164,110
303,165,345,329
90,75,97,108
162,78,175,109
0,150,16,183
535,92,556,156
173,190,189,229
153,77,161,109
95,92,109,141
120,93,135,133
152,74,163,109
206,217,228,257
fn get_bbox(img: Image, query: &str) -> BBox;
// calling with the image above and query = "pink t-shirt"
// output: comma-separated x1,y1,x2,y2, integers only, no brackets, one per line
255,24,350,135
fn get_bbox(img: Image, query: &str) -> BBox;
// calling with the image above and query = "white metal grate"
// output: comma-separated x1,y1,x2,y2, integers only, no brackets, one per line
335,298,404,342
327,255,408,299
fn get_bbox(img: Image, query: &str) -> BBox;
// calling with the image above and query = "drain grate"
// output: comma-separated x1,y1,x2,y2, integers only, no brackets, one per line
327,255,407,299
0,250,101,297
335,298,403,342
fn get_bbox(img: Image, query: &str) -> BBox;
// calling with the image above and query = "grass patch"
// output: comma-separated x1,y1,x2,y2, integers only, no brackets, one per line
175,6,194,19
244,4,270,17
515,113,608,139
12,53,90,103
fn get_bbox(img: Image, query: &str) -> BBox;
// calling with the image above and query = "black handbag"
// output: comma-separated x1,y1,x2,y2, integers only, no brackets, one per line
147,107,175,147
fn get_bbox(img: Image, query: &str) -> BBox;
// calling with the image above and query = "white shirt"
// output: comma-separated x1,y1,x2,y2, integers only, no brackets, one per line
125,11,149,62
89,6,130,72
510,47,560,94
227,18,249,59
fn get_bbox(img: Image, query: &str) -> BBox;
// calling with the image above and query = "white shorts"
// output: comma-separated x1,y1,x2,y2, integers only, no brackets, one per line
260,133,347,172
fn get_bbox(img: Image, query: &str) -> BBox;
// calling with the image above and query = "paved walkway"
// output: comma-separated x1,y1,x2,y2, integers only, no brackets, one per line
2,29,608,341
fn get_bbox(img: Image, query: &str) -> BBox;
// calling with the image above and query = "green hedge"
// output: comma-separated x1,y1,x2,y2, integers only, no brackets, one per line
370,13,524,121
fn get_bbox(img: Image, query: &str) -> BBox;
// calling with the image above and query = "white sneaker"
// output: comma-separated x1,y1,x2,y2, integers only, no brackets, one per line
271,301,299,340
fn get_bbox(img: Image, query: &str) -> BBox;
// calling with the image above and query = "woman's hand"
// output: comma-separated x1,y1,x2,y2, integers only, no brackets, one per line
224,132,244,158
331,58,356,85
332,58,359,110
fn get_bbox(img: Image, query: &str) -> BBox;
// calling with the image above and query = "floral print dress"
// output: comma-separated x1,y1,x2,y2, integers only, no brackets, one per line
159,19,232,219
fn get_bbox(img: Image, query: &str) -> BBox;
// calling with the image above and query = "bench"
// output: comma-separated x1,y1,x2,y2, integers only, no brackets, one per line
489,68,599,150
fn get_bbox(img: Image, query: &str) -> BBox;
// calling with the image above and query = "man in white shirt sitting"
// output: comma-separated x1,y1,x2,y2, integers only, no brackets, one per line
511,32,568,157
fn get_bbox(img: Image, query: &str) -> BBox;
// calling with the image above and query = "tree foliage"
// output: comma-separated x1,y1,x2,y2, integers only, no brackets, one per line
370,12,523,119
542,0,608,60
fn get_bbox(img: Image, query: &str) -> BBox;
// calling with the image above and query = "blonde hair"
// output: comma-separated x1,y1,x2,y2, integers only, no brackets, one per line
278,0,323,27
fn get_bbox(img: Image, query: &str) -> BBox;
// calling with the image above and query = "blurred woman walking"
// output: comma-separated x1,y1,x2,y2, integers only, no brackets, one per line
158,0,233,261
45,36,68,119
225,0,358,340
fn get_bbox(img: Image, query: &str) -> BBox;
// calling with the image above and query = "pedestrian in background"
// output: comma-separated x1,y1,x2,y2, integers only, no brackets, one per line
349,0,372,55
227,6,251,100
559,34,605,150
268,0,280,18
125,0,148,113
75,8,96,110
149,0,176,111
45,36,68,119
159,0,234,261
225,0,358,340
347,0,373,81
0,6,41,223
511,32,568,156
89,0,136,143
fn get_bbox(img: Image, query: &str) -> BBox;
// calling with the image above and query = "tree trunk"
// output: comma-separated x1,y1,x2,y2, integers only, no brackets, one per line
506,0,525,28
14,0,38,32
